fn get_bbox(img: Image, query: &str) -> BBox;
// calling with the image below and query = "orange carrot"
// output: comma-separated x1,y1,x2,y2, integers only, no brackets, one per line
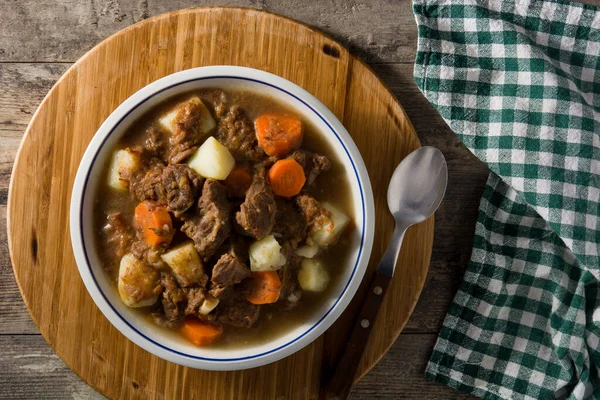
255,113,303,157
245,271,282,305
268,158,306,197
133,200,173,247
180,318,223,346
224,165,253,197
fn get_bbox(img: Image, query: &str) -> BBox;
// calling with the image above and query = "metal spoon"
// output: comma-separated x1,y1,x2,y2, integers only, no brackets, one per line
324,146,448,400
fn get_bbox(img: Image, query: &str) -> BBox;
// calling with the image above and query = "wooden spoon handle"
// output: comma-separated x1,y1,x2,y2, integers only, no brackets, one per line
322,271,392,400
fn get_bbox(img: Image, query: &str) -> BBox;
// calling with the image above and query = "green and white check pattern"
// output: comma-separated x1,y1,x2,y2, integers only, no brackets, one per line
414,0,600,398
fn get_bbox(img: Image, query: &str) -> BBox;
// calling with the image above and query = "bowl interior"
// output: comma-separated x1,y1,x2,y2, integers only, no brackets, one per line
75,71,371,367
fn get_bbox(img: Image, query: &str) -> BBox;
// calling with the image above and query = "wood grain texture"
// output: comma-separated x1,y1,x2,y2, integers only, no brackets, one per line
7,8,434,399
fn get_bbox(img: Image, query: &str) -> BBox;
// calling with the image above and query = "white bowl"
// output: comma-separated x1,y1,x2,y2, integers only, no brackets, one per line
70,66,375,371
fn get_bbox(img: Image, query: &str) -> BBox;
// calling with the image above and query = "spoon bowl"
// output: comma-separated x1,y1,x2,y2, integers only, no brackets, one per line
387,146,448,225
378,146,448,277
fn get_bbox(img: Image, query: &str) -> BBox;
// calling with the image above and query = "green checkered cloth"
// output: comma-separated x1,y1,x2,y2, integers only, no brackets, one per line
413,0,600,398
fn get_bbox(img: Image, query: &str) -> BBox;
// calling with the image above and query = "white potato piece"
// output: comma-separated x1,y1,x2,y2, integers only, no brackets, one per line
199,296,220,316
249,235,287,271
158,96,216,135
160,242,207,287
107,149,141,191
310,202,350,247
298,259,330,292
118,253,160,308
294,244,319,258
187,136,235,180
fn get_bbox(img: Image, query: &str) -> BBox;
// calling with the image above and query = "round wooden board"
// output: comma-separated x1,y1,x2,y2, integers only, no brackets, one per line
7,7,434,400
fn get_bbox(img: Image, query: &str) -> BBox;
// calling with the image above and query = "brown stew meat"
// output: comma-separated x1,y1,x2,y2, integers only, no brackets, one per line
94,89,354,348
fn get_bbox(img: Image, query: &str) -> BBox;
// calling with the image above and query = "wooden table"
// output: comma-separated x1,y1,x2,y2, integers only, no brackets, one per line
0,0,490,398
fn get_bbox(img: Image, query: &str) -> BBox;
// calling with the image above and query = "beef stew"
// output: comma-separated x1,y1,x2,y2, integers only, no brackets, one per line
94,89,355,348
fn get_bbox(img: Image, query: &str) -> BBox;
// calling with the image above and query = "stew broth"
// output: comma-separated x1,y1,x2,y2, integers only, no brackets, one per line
93,88,356,348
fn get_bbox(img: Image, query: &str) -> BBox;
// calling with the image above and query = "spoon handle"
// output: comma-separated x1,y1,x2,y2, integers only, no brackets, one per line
322,270,392,400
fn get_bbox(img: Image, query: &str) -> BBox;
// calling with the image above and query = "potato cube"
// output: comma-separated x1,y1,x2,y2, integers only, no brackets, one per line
249,235,286,272
298,259,329,292
107,149,140,191
160,242,207,287
158,96,216,135
294,244,319,258
187,136,235,180
118,253,160,308
309,202,350,247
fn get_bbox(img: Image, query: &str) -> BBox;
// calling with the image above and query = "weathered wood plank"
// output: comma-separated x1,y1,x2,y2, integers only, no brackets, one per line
0,63,70,132
351,334,477,399
0,333,472,399
3,0,600,64
0,206,38,334
0,0,417,63
0,335,104,399
0,63,71,195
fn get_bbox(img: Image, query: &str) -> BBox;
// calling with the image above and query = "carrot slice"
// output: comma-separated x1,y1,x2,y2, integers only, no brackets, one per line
180,318,223,346
255,113,303,157
245,271,282,305
268,158,306,197
224,165,253,197
133,200,173,247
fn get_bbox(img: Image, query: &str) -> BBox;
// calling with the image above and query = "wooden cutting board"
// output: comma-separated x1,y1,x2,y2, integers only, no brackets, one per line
7,7,434,399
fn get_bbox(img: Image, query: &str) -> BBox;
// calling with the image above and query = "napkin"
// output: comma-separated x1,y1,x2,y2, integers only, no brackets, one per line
413,0,600,398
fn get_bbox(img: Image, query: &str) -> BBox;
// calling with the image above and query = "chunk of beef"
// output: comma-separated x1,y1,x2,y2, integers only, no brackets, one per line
131,127,167,164
162,164,203,216
168,100,211,164
214,236,249,265
131,240,168,270
129,166,166,203
290,150,331,186
102,212,133,258
235,169,276,239
160,272,186,321
216,106,264,162
227,236,249,262
216,296,260,328
206,90,228,118
296,194,331,225
181,179,231,260
296,194,323,220
272,199,307,247
158,272,212,323
184,287,206,316
144,127,167,156
129,164,202,217
131,240,146,259
211,253,251,287
279,255,303,310
208,284,232,299
296,194,333,241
